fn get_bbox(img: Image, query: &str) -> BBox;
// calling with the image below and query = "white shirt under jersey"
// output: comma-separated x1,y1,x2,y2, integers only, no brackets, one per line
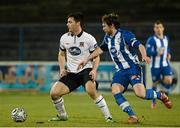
59,31,98,73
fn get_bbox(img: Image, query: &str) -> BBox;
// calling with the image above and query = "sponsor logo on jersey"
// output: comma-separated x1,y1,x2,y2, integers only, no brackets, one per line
79,42,84,47
68,47,81,56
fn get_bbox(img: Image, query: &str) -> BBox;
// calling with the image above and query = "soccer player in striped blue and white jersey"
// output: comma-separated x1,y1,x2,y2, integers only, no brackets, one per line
78,13,172,124
146,20,173,109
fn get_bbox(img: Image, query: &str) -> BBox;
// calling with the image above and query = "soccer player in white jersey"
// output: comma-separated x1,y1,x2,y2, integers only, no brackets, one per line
146,20,173,108
49,12,113,122
78,13,172,124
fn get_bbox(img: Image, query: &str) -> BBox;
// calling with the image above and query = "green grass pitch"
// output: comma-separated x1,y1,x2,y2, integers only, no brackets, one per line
0,91,180,127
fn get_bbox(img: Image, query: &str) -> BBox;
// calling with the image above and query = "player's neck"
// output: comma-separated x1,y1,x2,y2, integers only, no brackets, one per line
157,35,164,39
73,28,82,36
156,34,164,39
110,29,117,37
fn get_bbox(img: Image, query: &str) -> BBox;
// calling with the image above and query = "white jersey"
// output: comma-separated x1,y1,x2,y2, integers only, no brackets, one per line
59,31,98,73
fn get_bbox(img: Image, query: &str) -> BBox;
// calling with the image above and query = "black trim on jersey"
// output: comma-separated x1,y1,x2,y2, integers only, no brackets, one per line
70,31,83,37
100,42,108,51
60,47,66,51
77,31,83,37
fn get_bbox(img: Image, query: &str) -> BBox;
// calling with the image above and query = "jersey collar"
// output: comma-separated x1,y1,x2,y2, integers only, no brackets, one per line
70,31,83,37
77,31,83,37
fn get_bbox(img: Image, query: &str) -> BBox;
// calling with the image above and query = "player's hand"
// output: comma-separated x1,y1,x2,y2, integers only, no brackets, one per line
167,54,171,61
89,69,97,82
60,69,67,78
77,59,88,70
158,47,165,56
142,56,151,64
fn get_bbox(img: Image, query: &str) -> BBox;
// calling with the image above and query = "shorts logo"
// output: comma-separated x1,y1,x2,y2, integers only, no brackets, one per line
131,75,140,80
68,47,81,56
152,76,156,81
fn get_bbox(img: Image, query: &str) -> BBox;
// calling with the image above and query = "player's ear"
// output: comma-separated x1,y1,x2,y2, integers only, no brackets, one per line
76,21,81,26
111,24,115,29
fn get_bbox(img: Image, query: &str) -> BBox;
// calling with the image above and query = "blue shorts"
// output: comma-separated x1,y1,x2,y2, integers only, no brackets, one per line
151,65,173,82
112,65,144,92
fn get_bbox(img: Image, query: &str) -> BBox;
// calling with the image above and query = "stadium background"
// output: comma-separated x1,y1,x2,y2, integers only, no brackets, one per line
0,0,180,93
0,0,180,127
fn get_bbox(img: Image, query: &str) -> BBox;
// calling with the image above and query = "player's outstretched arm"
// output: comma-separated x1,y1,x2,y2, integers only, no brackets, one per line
77,47,103,70
138,44,151,64
89,55,100,81
58,50,67,77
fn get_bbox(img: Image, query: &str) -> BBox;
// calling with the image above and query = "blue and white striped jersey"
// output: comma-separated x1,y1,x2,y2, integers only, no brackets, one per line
146,35,170,68
100,29,141,70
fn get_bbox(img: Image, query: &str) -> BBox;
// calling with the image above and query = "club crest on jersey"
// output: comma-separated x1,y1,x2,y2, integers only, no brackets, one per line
110,47,117,54
79,42,84,47
68,47,81,56
116,37,121,44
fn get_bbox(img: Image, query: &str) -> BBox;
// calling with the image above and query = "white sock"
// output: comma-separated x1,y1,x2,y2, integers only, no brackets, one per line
53,97,67,117
95,95,112,119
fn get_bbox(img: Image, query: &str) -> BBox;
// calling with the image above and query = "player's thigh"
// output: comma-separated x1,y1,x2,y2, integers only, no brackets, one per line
133,83,146,98
112,70,129,94
60,73,80,92
162,66,173,84
78,68,97,94
85,81,98,99
163,75,172,84
50,81,70,97
128,66,146,98
128,65,142,85
151,68,161,83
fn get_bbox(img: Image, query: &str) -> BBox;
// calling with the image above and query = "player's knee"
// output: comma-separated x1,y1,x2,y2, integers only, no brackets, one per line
50,90,60,100
164,77,172,85
50,88,65,100
111,84,124,95
134,90,145,98
135,92,145,98
133,83,146,98
86,89,95,96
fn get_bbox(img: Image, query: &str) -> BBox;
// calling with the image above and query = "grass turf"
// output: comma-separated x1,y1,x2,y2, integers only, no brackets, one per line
0,91,180,127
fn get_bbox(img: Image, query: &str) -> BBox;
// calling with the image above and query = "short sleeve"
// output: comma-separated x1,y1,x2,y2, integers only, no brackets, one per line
100,37,109,51
124,31,141,48
146,37,157,57
59,37,66,51
89,35,99,52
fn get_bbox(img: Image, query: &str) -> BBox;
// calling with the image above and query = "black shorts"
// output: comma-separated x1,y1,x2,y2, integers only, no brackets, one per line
59,68,94,92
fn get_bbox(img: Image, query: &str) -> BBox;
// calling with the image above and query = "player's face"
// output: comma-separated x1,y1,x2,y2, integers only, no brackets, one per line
154,23,164,36
102,22,113,35
66,17,79,33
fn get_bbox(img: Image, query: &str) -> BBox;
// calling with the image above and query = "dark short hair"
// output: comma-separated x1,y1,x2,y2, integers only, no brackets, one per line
67,12,84,27
154,20,164,26
102,13,120,29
